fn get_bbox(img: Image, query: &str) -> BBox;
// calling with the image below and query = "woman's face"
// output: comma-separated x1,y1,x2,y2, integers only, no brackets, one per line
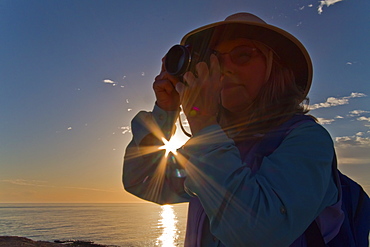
214,38,267,113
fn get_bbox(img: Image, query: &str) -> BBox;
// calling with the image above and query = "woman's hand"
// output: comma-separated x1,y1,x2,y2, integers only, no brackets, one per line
153,57,181,111
176,54,222,135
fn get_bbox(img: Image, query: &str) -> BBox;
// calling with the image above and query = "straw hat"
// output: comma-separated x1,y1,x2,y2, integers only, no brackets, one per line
180,12,313,99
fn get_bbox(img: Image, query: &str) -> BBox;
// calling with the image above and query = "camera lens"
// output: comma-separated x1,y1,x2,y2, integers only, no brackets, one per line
165,45,191,77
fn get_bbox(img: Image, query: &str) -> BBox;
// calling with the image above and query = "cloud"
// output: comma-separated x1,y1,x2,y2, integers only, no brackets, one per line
103,79,115,84
1,179,116,192
348,110,370,117
335,133,370,166
62,186,116,192
309,92,366,110
314,107,370,127
120,126,131,134
1,179,47,186
318,0,343,14
347,110,370,123
358,116,370,123
335,135,370,147
349,92,367,98
317,117,335,125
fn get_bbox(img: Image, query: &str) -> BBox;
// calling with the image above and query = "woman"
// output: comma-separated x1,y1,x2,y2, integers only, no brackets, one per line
122,13,343,246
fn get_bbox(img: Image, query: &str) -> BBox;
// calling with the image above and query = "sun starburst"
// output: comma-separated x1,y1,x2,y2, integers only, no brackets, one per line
158,137,182,157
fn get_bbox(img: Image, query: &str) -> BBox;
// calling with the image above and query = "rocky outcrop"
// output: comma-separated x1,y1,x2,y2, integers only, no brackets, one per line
0,236,109,247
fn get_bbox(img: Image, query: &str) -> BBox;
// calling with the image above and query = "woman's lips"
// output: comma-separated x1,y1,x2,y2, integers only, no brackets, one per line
222,82,242,90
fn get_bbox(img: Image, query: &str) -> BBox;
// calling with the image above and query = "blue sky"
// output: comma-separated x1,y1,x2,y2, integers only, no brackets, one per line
0,0,369,202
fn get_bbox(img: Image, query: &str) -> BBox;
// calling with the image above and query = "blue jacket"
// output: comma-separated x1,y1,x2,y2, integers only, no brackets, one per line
123,105,343,246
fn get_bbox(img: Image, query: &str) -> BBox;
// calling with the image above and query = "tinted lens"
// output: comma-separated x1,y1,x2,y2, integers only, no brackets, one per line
229,46,256,65
214,45,256,65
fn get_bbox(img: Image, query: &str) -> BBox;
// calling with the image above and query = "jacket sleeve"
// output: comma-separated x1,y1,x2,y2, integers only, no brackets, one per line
179,122,339,246
122,104,191,205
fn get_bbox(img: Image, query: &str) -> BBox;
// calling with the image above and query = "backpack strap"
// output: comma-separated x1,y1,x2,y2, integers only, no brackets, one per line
327,168,370,247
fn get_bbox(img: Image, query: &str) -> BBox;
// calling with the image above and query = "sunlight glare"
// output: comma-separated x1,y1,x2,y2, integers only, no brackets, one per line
158,137,184,157
156,205,178,247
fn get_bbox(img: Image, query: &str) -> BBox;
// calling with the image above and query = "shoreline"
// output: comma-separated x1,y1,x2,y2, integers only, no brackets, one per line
0,236,111,247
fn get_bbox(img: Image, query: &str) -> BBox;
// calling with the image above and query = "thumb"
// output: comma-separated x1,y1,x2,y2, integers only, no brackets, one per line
175,82,185,94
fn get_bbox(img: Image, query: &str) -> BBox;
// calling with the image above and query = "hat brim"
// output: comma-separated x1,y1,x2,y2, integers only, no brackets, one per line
180,20,312,99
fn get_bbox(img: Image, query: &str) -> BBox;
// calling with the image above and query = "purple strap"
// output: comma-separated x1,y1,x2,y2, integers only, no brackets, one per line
184,197,207,247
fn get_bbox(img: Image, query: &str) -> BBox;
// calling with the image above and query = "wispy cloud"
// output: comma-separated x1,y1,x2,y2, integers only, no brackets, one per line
318,0,344,14
62,186,116,192
317,117,335,125
309,92,366,110
347,110,370,123
316,109,370,125
335,134,370,147
103,79,115,84
358,116,370,123
103,77,127,87
120,126,131,134
1,179,116,193
1,179,47,186
348,110,370,117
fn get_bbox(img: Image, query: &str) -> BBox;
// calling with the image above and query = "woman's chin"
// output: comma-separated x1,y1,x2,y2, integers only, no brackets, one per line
221,91,250,113
221,102,249,113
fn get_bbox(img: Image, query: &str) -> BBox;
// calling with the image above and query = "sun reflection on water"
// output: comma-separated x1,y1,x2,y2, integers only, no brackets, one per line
156,205,178,247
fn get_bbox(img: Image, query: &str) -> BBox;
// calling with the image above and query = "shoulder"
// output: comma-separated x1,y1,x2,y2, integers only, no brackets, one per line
277,118,335,162
287,118,333,144
265,115,334,152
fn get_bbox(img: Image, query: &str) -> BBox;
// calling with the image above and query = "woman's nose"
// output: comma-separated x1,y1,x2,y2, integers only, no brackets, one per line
218,54,235,75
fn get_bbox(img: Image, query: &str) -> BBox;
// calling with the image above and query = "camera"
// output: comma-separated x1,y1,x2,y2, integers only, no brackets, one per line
164,44,213,81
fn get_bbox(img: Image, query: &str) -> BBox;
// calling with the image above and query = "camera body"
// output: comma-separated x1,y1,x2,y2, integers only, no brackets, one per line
164,44,213,81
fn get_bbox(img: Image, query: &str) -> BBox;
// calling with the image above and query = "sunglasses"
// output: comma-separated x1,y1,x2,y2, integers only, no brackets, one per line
212,45,258,65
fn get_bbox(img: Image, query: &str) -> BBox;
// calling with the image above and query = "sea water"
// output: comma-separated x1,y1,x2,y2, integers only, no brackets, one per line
0,203,188,247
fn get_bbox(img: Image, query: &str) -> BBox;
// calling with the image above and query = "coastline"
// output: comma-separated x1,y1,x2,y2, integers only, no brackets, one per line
0,203,188,246
0,236,110,247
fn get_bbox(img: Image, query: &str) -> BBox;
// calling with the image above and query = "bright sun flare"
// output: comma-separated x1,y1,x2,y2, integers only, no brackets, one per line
158,137,184,157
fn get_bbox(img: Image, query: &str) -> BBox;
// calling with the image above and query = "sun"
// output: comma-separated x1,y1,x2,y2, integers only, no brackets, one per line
158,136,185,157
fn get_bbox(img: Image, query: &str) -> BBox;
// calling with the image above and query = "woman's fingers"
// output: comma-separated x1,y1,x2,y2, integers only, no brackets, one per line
194,62,209,82
176,55,222,118
183,70,196,87
153,69,180,111
175,82,185,97
209,54,221,79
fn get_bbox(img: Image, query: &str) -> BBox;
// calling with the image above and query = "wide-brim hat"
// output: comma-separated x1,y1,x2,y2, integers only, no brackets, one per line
180,12,312,99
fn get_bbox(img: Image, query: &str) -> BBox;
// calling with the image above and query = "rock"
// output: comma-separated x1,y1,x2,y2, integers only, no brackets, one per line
0,236,110,247
0,236,63,247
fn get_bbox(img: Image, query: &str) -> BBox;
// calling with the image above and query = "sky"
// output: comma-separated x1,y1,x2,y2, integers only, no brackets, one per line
0,0,369,203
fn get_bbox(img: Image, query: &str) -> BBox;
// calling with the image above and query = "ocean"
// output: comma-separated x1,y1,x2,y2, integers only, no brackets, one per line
0,203,189,247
